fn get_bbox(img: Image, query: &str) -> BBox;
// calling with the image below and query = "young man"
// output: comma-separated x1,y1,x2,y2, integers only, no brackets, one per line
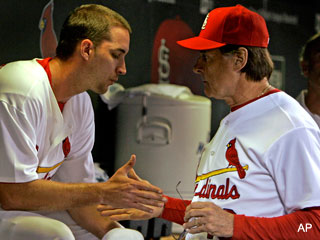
98,5,320,240
296,32,320,127
0,4,165,240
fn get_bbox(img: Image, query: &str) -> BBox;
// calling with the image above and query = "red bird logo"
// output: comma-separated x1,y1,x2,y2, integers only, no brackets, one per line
225,138,246,179
39,0,58,58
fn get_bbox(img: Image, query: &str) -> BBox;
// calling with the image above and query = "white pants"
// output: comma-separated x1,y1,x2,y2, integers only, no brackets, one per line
0,210,144,240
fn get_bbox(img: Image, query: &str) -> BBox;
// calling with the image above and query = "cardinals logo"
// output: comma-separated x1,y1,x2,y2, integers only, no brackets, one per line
194,138,248,200
226,138,246,179
195,138,249,183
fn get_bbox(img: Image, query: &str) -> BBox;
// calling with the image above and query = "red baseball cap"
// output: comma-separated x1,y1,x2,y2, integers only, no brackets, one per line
177,5,269,50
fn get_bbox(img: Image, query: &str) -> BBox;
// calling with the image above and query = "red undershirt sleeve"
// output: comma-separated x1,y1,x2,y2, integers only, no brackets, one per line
233,208,320,240
160,197,320,239
160,195,191,225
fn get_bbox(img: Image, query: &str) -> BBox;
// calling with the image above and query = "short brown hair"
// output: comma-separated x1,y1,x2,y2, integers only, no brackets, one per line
299,33,320,71
56,4,132,60
219,45,274,81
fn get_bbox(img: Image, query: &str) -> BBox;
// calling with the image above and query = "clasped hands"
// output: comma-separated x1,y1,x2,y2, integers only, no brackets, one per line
98,161,234,239
97,201,234,238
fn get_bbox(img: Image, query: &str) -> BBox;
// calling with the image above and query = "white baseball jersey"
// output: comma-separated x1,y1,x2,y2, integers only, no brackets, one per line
0,59,95,184
186,91,320,240
296,89,320,128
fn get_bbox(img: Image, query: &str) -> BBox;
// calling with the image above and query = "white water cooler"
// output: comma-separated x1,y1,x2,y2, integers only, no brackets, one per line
114,84,211,200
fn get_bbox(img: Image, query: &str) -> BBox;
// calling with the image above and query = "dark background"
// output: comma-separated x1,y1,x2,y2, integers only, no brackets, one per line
1,0,319,175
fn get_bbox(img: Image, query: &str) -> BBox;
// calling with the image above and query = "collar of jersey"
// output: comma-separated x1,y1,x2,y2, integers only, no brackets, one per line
37,58,65,112
231,89,281,112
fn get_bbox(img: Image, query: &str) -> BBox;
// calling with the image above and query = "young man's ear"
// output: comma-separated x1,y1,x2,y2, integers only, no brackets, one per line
80,39,94,61
233,47,248,71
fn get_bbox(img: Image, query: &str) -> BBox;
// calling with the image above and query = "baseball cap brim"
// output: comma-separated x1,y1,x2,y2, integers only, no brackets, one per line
177,36,226,50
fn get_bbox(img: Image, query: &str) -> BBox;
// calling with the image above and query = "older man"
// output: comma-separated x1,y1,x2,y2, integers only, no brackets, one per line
99,5,320,240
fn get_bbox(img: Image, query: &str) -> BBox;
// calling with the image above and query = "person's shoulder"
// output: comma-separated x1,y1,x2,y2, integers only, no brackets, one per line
1,59,43,74
0,59,47,86
0,59,49,103
274,91,318,129
270,90,302,108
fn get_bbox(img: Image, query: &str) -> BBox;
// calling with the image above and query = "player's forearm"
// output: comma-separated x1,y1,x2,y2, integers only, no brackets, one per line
233,208,320,240
68,205,122,238
0,179,103,211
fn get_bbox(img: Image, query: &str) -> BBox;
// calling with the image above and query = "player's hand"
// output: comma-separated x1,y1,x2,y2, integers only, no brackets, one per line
183,202,234,238
97,202,165,221
101,154,166,213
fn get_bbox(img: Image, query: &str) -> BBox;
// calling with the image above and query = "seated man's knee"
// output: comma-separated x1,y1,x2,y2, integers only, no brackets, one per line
102,228,144,240
0,216,75,240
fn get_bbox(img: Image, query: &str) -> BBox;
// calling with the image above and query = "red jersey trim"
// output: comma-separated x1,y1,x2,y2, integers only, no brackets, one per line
37,58,52,85
36,58,65,111
36,58,70,157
